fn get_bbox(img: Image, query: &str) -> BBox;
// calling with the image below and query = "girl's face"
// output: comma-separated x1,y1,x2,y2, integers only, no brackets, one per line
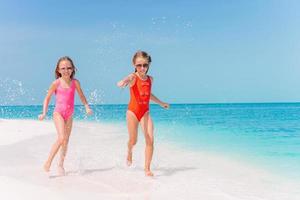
134,57,149,75
58,60,73,78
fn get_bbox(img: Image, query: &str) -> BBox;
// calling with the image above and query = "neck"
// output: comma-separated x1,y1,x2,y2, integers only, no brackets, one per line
136,72,147,79
61,76,71,82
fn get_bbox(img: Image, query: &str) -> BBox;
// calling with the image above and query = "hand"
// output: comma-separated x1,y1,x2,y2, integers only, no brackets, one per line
117,81,124,88
160,103,170,109
38,114,46,121
86,107,93,115
117,80,128,88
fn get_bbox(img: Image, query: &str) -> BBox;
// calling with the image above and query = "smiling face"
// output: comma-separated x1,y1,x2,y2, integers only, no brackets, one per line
58,60,73,78
55,56,76,79
133,57,149,75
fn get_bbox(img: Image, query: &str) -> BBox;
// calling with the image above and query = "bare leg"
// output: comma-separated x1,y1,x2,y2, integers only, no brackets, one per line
140,112,154,176
126,110,139,166
44,112,66,172
58,117,73,175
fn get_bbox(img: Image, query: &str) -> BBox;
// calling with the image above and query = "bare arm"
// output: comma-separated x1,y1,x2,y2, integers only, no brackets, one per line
38,81,57,120
149,76,169,109
150,93,170,109
117,73,136,88
74,80,92,115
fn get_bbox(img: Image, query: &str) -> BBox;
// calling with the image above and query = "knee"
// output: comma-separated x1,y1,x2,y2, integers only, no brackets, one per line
145,137,153,147
57,137,67,145
128,138,137,146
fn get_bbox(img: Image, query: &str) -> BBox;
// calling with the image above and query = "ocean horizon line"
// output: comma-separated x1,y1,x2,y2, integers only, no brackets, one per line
1,101,300,107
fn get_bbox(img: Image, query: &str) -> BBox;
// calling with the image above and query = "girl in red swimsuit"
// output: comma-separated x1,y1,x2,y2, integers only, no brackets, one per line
117,51,170,176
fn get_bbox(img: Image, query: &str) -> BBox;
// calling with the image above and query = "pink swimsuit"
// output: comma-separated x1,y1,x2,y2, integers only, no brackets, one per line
54,79,76,120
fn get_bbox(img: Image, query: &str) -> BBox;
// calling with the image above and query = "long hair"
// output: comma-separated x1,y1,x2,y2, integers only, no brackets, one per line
55,56,76,79
132,51,151,74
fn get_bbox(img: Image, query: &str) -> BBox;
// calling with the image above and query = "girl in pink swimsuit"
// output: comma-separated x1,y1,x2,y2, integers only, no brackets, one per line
39,56,92,175
117,51,170,176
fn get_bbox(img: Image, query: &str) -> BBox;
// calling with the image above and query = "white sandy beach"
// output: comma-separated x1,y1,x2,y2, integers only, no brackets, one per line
0,119,299,200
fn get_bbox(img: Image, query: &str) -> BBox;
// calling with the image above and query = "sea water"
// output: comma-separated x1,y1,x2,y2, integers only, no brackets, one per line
1,103,299,180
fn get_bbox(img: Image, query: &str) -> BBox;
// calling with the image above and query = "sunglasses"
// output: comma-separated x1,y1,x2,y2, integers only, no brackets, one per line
135,63,149,68
59,67,73,71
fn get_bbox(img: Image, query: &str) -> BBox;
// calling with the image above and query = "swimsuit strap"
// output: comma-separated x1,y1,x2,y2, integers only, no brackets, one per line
56,78,76,89
71,79,75,88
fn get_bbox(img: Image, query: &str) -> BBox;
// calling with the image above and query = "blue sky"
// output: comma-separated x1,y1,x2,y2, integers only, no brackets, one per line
0,0,300,105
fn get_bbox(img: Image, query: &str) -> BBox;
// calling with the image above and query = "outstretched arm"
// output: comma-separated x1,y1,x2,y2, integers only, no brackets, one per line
150,93,170,109
38,81,57,120
74,80,92,115
117,73,135,88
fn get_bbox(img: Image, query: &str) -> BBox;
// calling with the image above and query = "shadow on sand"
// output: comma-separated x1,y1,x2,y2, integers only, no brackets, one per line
154,166,198,177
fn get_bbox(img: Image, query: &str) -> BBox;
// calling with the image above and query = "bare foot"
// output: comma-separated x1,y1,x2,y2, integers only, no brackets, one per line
57,166,66,176
43,162,50,172
145,170,154,177
126,150,132,166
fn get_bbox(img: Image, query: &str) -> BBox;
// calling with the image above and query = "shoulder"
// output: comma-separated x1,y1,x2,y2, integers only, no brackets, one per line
51,79,60,87
148,75,153,82
72,79,80,88
73,79,80,85
48,79,59,92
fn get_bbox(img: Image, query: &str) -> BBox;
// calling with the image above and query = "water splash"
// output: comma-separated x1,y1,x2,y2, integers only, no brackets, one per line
149,15,195,42
0,78,36,105
88,89,105,105
77,89,105,121
94,15,195,57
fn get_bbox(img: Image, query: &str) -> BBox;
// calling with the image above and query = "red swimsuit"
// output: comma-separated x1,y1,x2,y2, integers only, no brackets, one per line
128,74,152,121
